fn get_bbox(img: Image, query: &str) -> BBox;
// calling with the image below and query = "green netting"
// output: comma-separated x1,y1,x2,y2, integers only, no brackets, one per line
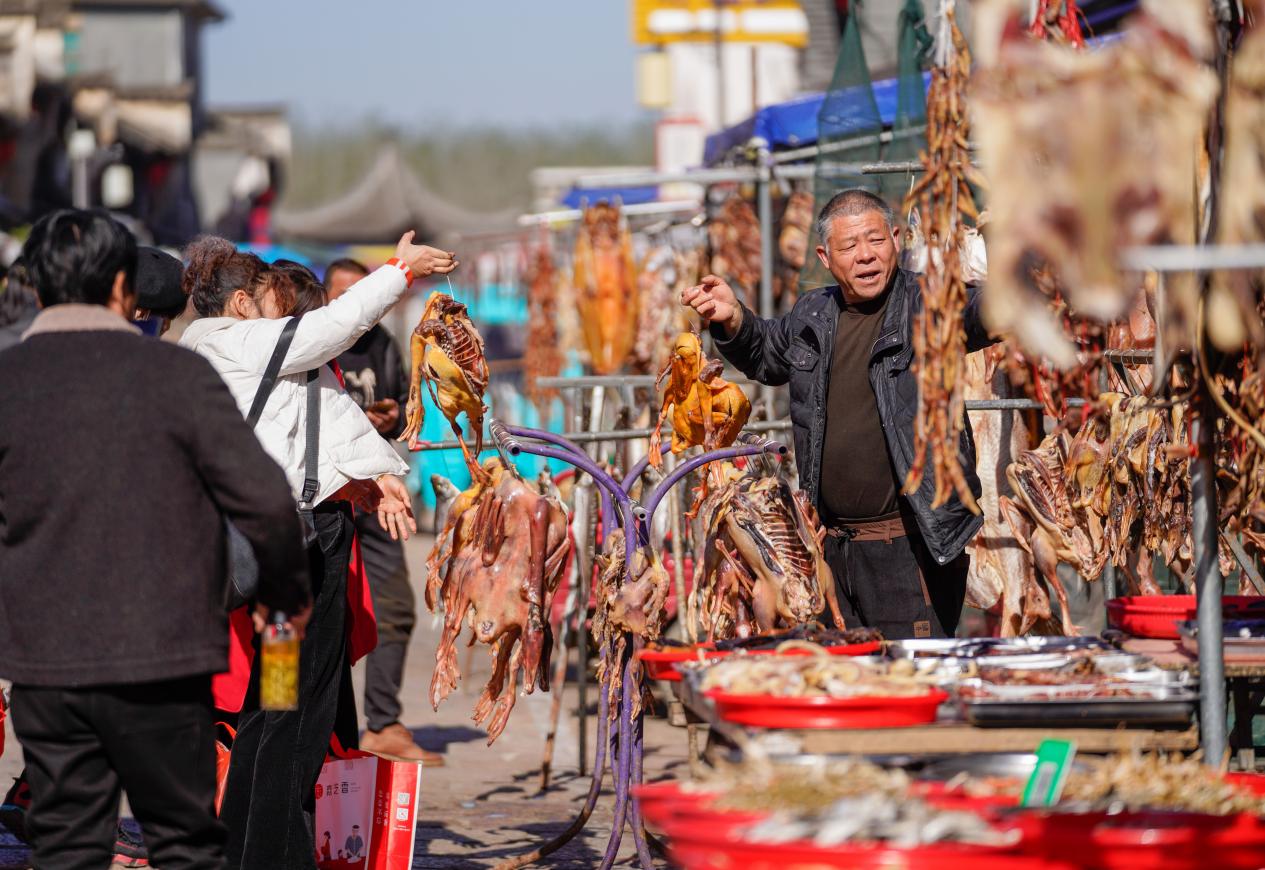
799,1,883,290
879,0,931,205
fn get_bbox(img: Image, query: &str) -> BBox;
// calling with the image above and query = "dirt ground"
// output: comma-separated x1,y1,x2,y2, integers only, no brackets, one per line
0,533,688,869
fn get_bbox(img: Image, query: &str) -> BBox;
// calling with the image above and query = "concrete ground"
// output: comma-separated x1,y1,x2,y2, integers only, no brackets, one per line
0,534,688,868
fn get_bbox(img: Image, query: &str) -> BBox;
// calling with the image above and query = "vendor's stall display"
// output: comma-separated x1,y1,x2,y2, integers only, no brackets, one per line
637,628,884,682
687,650,948,727
573,201,638,375
648,332,751,469
400,291,490,472
425,457,570,743
1000,394,1200,633
689,463,842,641
902,0,982,514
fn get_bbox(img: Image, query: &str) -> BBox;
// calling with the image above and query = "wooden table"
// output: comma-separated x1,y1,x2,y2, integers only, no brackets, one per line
672,678,1199,759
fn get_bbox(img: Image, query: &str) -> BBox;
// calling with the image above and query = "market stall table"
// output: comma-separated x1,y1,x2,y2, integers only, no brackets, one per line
671,672,1199,758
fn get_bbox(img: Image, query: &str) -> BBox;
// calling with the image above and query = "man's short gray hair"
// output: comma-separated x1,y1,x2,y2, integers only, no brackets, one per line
815,189,897,245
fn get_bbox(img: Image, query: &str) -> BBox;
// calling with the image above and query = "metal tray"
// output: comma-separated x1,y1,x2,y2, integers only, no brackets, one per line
887,636,1113,660
958,686,1196,729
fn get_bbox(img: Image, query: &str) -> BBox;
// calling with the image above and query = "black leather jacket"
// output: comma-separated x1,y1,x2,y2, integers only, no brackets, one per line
711,268,994,565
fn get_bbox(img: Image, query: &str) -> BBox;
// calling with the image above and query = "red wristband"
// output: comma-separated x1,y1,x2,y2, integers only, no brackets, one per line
386,257,414,286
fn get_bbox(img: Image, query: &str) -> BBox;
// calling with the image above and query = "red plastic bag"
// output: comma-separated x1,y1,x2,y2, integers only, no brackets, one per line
315,736,421,870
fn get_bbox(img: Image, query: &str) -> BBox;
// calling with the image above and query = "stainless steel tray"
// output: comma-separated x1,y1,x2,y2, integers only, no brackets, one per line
958,686,1196,729
887,636,1114,660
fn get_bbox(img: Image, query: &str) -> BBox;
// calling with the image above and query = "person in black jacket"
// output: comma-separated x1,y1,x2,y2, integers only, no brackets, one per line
682,189,994,639
0,209,312,870
322,258,439,765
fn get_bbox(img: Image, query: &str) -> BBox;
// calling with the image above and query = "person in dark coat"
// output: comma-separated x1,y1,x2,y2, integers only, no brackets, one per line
322,258,440,766
0,259,38,352
682,189,995,639
0,209,312,870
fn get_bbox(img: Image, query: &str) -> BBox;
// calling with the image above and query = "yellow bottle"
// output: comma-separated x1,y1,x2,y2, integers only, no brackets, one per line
260,613,299,711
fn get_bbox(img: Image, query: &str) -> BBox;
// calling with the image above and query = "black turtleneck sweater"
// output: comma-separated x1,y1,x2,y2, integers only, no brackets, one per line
818,289,901,526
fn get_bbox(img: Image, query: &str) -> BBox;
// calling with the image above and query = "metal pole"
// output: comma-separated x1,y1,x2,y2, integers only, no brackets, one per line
570,394,590,777
1192,411,1226,765
756,145,776,421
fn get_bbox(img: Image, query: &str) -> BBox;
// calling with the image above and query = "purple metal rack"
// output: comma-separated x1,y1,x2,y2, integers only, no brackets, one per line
488,421,787,870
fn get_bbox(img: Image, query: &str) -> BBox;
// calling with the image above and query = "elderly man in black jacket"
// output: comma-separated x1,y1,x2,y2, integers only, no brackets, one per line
0,209,311,870
683,189,993,639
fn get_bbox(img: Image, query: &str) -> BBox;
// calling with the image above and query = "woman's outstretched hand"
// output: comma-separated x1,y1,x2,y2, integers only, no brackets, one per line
395,230,458,278
374,474,418,542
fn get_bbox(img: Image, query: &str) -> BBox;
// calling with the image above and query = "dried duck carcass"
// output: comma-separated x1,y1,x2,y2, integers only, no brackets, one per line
573,201,638,374
692,464,842,642
649,332,751,468
399,291,489,476
426,458,571,743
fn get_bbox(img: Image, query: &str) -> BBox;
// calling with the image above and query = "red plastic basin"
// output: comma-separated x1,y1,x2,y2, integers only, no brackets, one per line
1107,595,1265,639
1010,809,1265,870
664,833,1063,870
704,688,948,729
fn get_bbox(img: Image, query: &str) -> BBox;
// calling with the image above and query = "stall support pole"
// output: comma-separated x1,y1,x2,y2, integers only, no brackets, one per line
756,146,776,421
572,393,590,777
1192,412,1227,765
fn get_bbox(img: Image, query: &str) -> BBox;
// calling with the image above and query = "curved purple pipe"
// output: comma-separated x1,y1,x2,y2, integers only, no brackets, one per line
641,440,786,520
628,642,655,869
620,441,674,493
505,425,617,533
600,647,636,869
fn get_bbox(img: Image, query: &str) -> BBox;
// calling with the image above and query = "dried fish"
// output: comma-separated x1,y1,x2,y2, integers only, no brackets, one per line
903,1,981,513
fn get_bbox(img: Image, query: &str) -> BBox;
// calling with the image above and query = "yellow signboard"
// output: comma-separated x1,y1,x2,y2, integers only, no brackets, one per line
632,0,808,47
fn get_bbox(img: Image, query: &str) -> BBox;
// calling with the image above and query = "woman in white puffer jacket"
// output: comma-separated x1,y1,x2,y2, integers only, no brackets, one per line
179,231,456,870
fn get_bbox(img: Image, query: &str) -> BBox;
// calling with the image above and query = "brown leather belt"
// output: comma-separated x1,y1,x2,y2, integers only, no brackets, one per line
825,516,906,543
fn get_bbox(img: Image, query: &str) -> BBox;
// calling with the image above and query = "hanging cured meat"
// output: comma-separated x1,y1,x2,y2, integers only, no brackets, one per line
648,332,751,468
902,0,981,513
691,464,842,642
708,195,762,309
972,0,1218,370
426,459,571,743
573,201,638,374
400,291,489,476
523,240,563,415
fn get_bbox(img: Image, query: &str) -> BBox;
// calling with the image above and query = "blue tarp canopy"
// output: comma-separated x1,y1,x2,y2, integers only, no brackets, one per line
703,72,931,166
702,28,1128,167
561,185,658,209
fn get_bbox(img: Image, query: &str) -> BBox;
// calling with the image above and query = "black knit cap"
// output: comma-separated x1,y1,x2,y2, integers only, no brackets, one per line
135,246,186,318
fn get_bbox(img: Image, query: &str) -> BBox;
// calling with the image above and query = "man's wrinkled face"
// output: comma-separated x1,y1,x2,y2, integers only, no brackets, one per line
815,210,899,303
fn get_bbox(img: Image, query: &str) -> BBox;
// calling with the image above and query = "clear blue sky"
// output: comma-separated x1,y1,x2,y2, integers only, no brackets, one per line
203,0,645,128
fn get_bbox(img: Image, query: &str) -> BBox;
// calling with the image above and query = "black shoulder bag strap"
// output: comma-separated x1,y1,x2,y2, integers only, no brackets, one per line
299,368,321,513
247,314,303,428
